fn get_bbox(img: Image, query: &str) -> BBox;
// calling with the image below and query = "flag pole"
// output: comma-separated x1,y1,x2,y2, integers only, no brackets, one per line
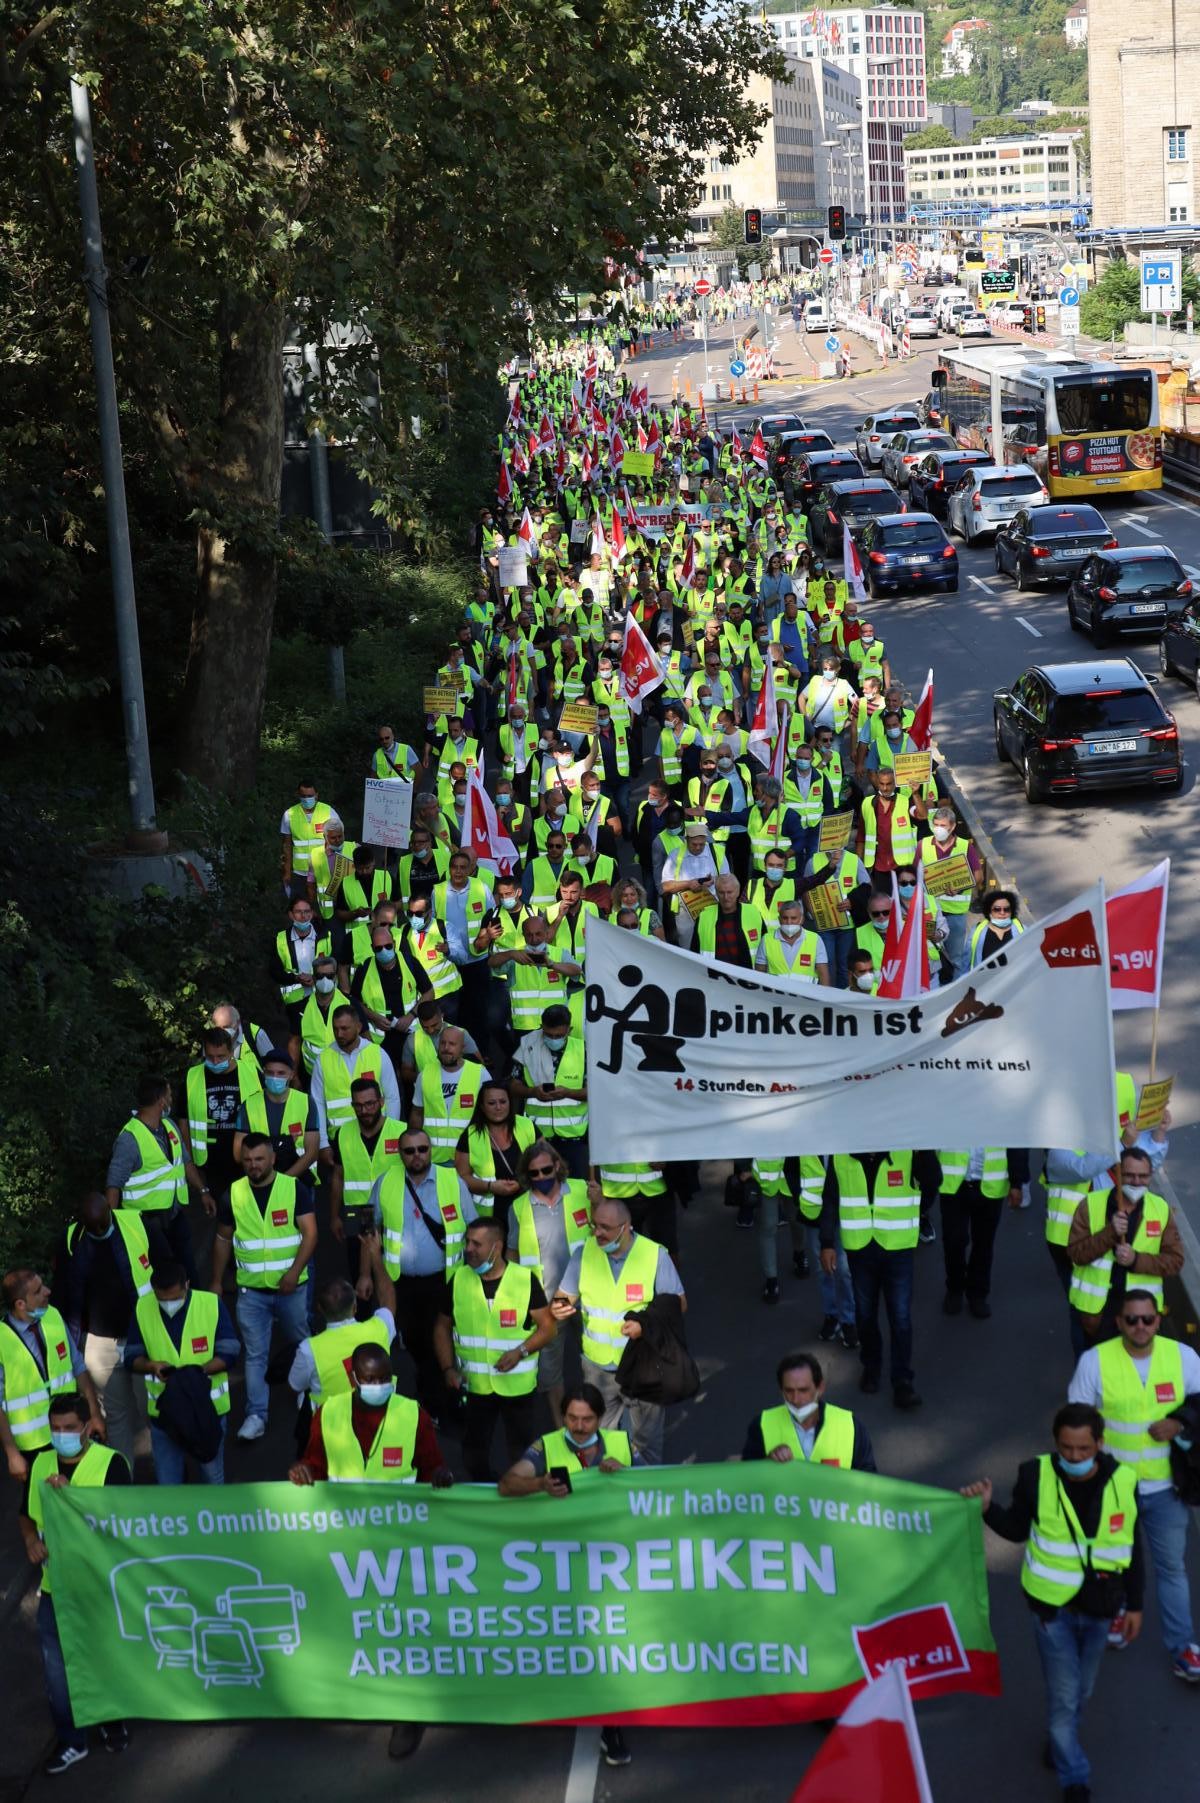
1149,1005,1160,1084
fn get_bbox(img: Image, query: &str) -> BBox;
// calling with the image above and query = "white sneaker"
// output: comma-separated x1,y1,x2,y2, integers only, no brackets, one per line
236,1414,266,1442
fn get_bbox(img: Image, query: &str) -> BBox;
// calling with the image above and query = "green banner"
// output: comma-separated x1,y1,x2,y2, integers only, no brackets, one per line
44,1462,999,1726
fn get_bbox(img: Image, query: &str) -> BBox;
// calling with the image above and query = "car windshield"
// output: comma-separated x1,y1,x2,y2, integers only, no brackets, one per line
840,489,896,514
1054,373,1154,434
981,475,1043,498
1049,690,1165,734
880,521,945,545
782,433,832,453
1111,558,1182,592
1029,507,1107,536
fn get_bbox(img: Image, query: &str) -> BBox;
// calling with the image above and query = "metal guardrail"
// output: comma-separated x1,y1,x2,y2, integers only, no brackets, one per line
1164,431,1200,492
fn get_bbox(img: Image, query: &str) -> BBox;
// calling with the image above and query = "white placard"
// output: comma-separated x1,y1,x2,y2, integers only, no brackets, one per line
362,777,412,850
498,547,529,589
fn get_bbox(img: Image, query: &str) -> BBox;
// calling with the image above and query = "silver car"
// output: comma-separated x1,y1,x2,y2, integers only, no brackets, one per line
946,464,1049,543
880,429,957,489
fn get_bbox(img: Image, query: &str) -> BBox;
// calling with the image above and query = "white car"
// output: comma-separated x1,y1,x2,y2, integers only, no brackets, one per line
935,289,970,328
957,312,992,339
854,410,922,467
988,301,1026,328
880,429,957,488
946,463,1050,542
804,299,831,331
905,309,939,339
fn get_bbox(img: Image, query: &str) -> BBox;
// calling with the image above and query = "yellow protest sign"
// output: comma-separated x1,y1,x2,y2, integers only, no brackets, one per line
894,751,932,787
1135,1076,1173,1130
327,852,356,899
424,686,462,717
681,888,718,919
558,700,598,734
806,881,847,934
818,813,854,854
922,853,973,900
622,450,655,479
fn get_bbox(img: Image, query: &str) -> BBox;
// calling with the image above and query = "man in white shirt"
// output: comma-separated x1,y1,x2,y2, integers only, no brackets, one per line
1069,1290,1200,1679
660,821,728,950
310,1008,403,1150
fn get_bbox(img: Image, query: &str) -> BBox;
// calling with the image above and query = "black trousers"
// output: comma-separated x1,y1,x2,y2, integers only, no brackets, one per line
394,1274,450,1415
940,1184,1004,1300
462,1390,538,1482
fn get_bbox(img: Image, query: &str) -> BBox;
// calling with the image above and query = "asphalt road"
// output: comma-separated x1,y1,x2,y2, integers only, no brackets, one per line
3,321,1199,1803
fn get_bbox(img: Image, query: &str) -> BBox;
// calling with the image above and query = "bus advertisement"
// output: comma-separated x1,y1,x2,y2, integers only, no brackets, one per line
931,349,1162,498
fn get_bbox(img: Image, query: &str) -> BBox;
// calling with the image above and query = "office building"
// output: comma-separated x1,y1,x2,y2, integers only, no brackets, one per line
769,6,928,226
1088,0,1199,228
903,133,1086,227
927,100,975,139
687,55,823,252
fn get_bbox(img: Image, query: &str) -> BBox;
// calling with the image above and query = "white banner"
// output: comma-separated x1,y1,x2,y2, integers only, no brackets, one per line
583,885,1118,1159
362,777,412,850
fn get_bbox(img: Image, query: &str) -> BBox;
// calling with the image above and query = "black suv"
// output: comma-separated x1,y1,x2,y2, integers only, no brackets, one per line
993,658,1182,802
1066,545,1190,646
909,449,991,519
808,477,902,555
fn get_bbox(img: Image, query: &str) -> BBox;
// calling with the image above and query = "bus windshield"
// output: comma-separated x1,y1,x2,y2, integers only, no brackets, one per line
1054,374,1154,434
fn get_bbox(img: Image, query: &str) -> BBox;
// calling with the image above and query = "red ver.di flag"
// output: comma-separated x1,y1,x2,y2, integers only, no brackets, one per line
620,613,664,715
790,1662,933,1803
1106,859,1168,1011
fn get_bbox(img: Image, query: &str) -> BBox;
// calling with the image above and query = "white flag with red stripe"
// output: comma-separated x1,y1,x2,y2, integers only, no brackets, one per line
637,423,649,453
622,484,645,529
517,507,536,553
620,612,664,715
748,655,778,762
1107,858,1169,1011
512,441,529,477
462,767,518,876
590,510,606,560
671,406,683,438
843,520,868,603
877,868,930,999
769,705,789,782
909,668,934,752
789,1664,933,1803
731,426,744,461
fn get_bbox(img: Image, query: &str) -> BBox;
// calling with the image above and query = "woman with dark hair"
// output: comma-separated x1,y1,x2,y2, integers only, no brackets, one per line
454,1081,535,1231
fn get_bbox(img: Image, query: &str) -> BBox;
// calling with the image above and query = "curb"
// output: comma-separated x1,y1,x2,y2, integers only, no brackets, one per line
925,754,1023,908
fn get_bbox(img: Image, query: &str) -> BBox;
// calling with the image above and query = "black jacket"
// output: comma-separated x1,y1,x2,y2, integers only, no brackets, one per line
615,1294,698,1405
984,1451,1145,1619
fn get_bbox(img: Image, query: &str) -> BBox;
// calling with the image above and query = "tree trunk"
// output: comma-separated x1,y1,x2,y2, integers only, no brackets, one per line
178,289,286,794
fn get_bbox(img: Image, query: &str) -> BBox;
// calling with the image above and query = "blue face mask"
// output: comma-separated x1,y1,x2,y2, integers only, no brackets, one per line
51,1431,84,1459
765,867,784,885
204,1058,230,1074
294,920,313,936
264,1074,290,1097
356,1381,393,1408
376,947,397,965
565,1430,600,1450
26,1305,47,1322
473,1255,495,1277
543,1035,568,1052
1058,1454,1096,1478
898,883,915,901
300,795,317,812
601,1237,623,1259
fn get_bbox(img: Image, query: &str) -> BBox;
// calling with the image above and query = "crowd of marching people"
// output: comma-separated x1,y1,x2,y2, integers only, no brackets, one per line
5,322,1198,1798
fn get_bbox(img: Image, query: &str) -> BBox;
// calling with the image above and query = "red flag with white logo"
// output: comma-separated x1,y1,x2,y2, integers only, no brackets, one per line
679,536,696,586
843,520,868,603
581,447,593,484
537,412,556,453
512,441,529,478
878,868,930,999
610,427,626,467
462,767,517,876
637,423,649,453
731,426,744,460
620,612,664,715
517,508,536,552
610,505,627,563
789,1664,934,1803
671,406,683,438
909,668,934,752
496,459,512,504
622,484,645,529
749,427,769,470
1107,858,1169,1011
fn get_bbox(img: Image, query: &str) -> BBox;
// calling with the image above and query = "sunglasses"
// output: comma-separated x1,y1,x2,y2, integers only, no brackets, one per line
528,1165,555,1177
400,1146,429,1156
869,911,891,922
1122,1314,1157,1326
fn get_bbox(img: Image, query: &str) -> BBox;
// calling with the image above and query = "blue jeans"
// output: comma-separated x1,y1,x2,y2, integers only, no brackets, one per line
1139,1485,1196,1653
1032,1610,1109,1789
808,1225,855,1324
940,910,970,983
151,1418,227,1485
236,1285,310,1420
38,1594,84,1750
757,1190,806,1281
820,927,853,988
847,1243,914,1388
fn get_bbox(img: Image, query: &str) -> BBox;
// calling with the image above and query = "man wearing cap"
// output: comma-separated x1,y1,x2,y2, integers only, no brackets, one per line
660,819,727,950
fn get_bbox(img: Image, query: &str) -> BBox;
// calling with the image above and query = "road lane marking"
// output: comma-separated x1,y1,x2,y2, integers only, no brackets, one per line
1121,519,1158,536
1015,616,1043,637
564,1727,601,1803
968,576,992,591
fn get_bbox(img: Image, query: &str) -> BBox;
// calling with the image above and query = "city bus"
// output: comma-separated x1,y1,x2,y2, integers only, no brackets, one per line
930,347,1162,497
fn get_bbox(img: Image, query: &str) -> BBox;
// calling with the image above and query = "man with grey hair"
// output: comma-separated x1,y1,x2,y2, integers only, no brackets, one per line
660,818,726,948
702,772,816,876
919,805,982,981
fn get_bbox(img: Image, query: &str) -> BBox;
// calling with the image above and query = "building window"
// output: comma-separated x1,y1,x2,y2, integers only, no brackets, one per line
1166,128,1190,162
1168,180,1190,220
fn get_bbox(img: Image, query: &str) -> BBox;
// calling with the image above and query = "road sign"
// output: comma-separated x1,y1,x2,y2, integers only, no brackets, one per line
1058,285,1079,307
818,247,834,265
694,277,712,298
729,358,746,377
902,261,916,279
1059,302,1081,339
824,335,841,352
1140,249,1181,313
863,250,876,267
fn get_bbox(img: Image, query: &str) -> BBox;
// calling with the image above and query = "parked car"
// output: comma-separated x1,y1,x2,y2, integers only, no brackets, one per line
995,504,1117,588
770,428,835,487
1067,546,1191,645
956,312,992,339
908,449,992,520
787,447,864,509
808,477,903,554
857,511,959,596
993,659,1182,801
755,413,807,438
905,308,939,339
1159,593,1200,693
946,464,1049,543
880,430,957,489
987,301,1027,328
854,410,923,467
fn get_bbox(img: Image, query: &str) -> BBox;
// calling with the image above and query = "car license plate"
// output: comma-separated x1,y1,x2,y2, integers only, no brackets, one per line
1089,739,1138,755
994,502,1016,512
1131,603,1163,614
903,555,928,565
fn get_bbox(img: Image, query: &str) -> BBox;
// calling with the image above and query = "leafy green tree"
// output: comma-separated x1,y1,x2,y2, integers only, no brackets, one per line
1079,258,1200,339
905,125,957,149
2,2,781,794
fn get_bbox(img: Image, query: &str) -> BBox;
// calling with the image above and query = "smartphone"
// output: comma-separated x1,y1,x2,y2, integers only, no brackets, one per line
343,1206,374,1238
549,1465,573,1494
480,908,500,929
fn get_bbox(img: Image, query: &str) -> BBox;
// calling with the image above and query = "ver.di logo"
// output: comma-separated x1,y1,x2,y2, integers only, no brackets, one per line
852,1602,969,1690
109,1556,306,1688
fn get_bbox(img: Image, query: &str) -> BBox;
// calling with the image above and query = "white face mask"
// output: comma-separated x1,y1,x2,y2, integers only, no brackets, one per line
855,972,876,992
932,824,952,843
786,1400,819,1424
1121,1184,1148,1204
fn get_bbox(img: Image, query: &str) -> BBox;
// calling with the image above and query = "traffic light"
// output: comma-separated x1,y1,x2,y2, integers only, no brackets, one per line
744,207,763,246
827,205,846,242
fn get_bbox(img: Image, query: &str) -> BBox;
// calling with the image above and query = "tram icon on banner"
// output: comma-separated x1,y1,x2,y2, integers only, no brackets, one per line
110,1556,307,1688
